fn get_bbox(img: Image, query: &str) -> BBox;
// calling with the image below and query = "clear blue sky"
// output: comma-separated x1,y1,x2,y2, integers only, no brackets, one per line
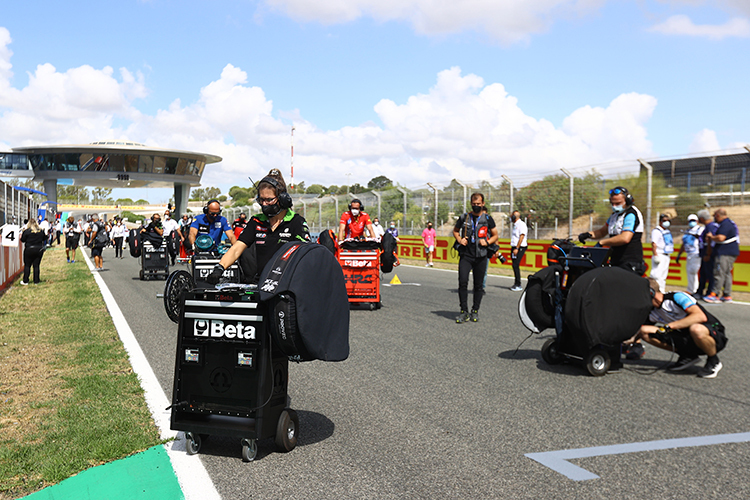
1,0,749,202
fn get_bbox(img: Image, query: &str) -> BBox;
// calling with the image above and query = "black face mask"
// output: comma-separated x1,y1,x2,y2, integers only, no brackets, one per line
472,205,482,214
262,203,282,217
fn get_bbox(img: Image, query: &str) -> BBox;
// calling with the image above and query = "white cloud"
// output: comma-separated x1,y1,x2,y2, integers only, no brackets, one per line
688,128,721,153
262,0,605,44
0,31,659,195
648,14,750,39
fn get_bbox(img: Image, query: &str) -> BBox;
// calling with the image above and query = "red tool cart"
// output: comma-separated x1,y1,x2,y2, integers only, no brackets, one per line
338,240,382,309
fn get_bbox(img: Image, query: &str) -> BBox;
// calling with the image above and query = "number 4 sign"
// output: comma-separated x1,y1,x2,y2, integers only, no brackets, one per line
1,224,20,247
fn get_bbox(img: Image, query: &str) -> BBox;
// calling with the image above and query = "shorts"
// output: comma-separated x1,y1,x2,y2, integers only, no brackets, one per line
664,323,727,358
425,245,434,253
90,246,103,257
66,234,80,250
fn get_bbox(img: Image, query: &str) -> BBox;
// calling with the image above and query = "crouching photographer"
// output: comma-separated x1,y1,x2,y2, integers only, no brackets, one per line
635,278,727,379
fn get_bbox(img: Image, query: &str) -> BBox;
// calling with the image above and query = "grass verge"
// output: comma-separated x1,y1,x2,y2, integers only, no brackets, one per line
0,245,164,498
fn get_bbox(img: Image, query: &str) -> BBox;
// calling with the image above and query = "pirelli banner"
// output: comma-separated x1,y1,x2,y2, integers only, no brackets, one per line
396,235,750,293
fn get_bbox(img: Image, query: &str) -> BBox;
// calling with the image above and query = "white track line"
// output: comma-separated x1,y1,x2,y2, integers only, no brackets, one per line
82,252,221,500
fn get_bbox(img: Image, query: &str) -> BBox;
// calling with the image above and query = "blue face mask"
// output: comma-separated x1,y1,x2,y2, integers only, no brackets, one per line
611,204,625,213
688,221,697,228
662,221,670,228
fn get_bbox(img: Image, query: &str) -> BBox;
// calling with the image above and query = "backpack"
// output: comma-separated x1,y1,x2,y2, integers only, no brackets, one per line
547,239,576,266
94,223,109,247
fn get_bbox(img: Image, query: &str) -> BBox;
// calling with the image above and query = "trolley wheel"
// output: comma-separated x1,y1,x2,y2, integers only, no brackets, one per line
585,349,610,377
369,302,376,311
139,270,144,280
275,409,299,453
541,338,564,365
185,432,201,455
164,270,196,324
375,301,382,310
241,438,258,462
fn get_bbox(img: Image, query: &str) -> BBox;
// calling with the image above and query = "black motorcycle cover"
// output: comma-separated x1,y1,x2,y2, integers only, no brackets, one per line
564,267,651,349
259,242,350,362
128,228,141,258
519,264,561,333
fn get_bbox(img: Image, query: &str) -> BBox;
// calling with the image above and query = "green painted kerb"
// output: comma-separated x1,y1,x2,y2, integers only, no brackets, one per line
23,445,183,500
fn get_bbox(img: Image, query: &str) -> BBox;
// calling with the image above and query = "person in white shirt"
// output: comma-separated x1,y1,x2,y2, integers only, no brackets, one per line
110,219,128,259
63,216,83,263
651,214,674,292
674,214,702,294
371,217,385,240
510,210,528,291
162,210,183,265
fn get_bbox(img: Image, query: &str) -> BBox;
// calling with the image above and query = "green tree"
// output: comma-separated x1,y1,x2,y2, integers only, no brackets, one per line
350,183,365,194
91,187,113,204
306,184,325,196
115,198,134,206
327,185,339,195
673,191,706,223
367,176,393,190
516,172,602,226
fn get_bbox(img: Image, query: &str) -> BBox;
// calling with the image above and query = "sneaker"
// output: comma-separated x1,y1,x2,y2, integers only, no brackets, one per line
625,342,645,360
667,355,700,372
510,285,523,292
470,310,479,322
697,359,723,378
703,293,720,303
19,281,28,286
720,295,733,303
67,258,70,263
456,310,470,323
70,260,75,263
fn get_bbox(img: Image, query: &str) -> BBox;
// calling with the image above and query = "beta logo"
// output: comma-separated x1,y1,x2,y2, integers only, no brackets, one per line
344,259,369,267
193,319,256,340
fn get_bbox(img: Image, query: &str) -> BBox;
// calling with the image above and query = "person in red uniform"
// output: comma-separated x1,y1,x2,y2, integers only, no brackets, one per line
338,198,376,241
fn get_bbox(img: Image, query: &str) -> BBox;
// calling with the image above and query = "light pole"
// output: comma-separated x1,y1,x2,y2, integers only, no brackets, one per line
427,183,438,228
561,168,574,238
502,175,513,215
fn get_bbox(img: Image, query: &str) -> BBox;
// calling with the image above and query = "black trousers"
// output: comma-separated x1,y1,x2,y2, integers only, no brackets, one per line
511,246,527,287
458,254,487,312
698,254,715,295
114,237,124,258
23,248,44,284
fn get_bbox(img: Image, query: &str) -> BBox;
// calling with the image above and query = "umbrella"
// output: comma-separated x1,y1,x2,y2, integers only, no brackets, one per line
13,186,48,197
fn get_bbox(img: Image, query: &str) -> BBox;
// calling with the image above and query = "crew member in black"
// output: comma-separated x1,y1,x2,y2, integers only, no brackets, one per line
207,169,310,284
453,192,499,323
579,186,646,275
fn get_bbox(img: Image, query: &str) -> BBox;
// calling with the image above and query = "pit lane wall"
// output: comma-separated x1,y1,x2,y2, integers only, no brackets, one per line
396,236,750,293
0,241,22,292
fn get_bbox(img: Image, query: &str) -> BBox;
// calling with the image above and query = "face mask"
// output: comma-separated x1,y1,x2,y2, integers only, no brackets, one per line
390,225,395,229
427,225,432,229
611,204,625,213
662,221,670,228
165,215,170,220
262,203,282,217
351,209,360,216
471,205,482,214
688,221,697,228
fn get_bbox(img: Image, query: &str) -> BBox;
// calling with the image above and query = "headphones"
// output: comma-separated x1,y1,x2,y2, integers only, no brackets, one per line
255,176,292,210
203,199,221,215
349,198,364,211
609,186,634,206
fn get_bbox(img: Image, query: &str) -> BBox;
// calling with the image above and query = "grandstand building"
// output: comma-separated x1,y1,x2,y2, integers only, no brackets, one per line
0,141,222,216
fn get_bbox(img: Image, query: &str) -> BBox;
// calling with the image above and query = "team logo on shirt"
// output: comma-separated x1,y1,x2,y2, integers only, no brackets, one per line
256,232,266,238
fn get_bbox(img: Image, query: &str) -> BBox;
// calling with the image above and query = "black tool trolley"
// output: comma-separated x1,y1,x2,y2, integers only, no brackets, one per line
191,253,241,289
140,240,169,280
168,285,298,461
519,242,651,377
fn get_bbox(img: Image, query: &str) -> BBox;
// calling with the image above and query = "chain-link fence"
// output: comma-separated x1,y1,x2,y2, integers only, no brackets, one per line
207,147,750,243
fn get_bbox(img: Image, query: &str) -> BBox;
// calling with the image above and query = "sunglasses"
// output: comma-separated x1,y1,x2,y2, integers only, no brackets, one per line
609,187,627,196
